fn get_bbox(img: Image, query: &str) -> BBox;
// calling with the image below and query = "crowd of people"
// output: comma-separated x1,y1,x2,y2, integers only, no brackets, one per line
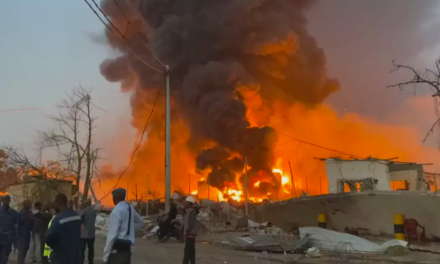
0,189,200,264
0,194,97,264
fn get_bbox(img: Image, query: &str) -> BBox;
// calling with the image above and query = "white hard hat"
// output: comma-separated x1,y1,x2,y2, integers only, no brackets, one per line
185,196,195,204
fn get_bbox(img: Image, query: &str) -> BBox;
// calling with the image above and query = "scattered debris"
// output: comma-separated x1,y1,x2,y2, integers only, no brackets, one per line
226,234,297,252
299,227,408,254
306,247,321,258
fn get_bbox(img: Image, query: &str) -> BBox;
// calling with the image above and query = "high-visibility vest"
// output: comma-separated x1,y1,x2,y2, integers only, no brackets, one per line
43,217,55,258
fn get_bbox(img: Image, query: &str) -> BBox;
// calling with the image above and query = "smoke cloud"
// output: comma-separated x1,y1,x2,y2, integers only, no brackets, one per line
99,0,339,192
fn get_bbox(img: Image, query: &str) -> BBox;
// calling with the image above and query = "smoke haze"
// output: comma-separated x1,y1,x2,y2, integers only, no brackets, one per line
93,0,440,203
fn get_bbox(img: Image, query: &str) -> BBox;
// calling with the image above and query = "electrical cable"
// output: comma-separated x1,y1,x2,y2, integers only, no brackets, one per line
98,87,163,202
84,0,164,73
110,0,166,67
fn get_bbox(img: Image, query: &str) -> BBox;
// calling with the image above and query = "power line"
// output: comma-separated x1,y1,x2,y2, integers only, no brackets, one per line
83,0,164,73
0,107,41,113
98,87,163,202
110,0,166,67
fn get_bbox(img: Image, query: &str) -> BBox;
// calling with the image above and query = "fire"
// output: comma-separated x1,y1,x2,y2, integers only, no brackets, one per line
191,190,198,195
0,192,8,196
271,160,292,194
94,95,440,206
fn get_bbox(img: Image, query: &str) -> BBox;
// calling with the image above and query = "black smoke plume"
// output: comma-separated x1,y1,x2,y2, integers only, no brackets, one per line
99,0,339,191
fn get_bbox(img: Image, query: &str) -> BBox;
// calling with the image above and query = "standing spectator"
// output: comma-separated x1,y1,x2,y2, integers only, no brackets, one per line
103,188,143,264
68,200,74,210
80,199,96,264
17,199,34,264
42,204,57,264
30,202,43,263
182,196,199,264
0,195,18,264
45,194,81,264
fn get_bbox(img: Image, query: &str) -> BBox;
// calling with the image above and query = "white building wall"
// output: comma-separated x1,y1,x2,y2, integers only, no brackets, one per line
325,159,391,193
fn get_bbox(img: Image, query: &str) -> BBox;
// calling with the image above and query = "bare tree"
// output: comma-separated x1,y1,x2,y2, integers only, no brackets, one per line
39,86,100,205
3,146,45,177
0,149,20,190
1,146,76,198
388,59,440,143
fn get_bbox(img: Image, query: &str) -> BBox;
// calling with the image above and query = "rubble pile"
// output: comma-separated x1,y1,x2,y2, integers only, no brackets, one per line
247,220,294,236
95,213,110,236
94,213,158,238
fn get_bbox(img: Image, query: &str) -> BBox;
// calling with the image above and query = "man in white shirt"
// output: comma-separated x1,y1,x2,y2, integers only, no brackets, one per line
103,188,143,264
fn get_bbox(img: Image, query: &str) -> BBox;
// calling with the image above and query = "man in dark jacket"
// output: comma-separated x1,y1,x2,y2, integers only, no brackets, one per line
80,199,96,264
30,202,44,263
159,199,177,236
17,200,33,264
45,194,81,264
0,195,18,264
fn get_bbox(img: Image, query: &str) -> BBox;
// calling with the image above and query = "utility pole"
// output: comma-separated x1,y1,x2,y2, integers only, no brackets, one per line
146,174,150,217
126,174,129,201
39,146,43,166
165,65,171,212
288,161,297,198
188,173,191,194
244,156,248,216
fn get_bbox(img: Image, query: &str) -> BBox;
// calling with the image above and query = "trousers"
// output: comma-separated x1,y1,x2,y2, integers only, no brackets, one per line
0,243,12,264
30,233,43,262
17,238,30,264
182,237,196,264
108,251,131,264
80,238,95,264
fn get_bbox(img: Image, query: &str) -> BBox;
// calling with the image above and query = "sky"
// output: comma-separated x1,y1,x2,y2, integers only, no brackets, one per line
0,0,133,161
1,0,440,166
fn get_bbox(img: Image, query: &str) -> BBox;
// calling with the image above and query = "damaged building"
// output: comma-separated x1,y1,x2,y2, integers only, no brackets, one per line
253,157,440,239
324,158,428,193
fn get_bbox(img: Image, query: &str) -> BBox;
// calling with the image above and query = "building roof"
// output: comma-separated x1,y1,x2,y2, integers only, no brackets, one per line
8,175,73,187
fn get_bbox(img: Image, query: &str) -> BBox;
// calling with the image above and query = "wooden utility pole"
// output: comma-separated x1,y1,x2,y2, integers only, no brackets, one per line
288,161,297,198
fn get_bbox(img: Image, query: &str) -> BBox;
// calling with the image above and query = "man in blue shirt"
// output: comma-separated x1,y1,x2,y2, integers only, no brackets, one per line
0,195,18,264
103,188,144,264
17,199,34,264
45,194,82,264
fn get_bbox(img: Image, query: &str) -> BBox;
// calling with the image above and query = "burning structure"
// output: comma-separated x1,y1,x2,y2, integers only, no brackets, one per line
324,158,429,193
93,0,438,205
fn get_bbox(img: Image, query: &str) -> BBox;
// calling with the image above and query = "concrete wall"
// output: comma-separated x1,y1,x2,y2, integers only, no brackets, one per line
252,191,440,239
325,160,391,193
8,181,72,209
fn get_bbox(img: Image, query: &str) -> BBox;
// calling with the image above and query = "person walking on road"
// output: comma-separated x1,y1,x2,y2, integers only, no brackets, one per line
103,188,144,264
182,196,199,264
80,199,97,264
0,195,18,264
17,199,34,264
30,202,44,263
45,194,82,264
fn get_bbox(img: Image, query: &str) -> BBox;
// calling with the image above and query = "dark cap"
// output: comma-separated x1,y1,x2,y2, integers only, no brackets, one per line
111,188,126,197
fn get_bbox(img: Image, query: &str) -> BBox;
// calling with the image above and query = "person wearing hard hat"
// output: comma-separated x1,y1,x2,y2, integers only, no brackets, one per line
182,196,199,264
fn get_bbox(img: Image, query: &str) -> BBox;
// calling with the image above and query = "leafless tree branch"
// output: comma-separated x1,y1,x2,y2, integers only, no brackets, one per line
38,86,100,206
388,59,440,144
